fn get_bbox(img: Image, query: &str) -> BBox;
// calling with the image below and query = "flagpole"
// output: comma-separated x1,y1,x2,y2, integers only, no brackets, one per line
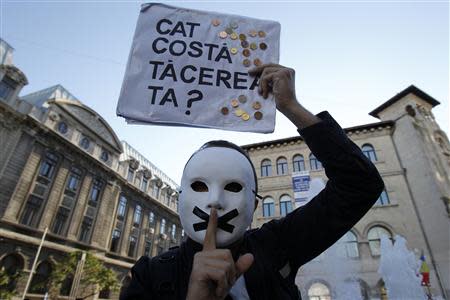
21,227,48,300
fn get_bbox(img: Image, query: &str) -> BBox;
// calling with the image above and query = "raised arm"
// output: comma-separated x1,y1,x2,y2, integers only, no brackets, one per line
249,64,384,271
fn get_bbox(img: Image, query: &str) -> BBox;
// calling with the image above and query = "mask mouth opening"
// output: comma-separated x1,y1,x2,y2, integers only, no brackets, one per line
192,206,239,233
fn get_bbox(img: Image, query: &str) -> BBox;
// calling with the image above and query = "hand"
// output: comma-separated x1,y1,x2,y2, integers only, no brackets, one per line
249,63,298,115
186,208,254,300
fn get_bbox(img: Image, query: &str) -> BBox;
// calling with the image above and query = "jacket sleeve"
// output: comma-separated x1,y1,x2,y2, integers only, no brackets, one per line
119,256,153,300
258,111,384,271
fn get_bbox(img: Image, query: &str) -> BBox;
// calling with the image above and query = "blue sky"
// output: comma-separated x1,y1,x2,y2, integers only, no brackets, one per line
2,1,448,183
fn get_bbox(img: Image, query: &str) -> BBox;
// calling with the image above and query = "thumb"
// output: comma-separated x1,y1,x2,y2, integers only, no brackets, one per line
235,253,254,277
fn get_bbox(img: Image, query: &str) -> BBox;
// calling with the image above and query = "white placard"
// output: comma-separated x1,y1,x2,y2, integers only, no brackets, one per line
116,3,281,133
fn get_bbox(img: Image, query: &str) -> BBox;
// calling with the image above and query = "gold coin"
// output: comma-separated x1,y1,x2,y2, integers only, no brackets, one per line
225,27,234,34
259,42,267,50
250,42,257,50
243,49,251,57
254,111,263,120
219,31,228,39
253,58,262,66
230,21,239,29
221,107,229,115
258,30,266,38
241,40,249,48
230,47,238,55
241,113,250,121
239,33,247,41
234,108,245,117
252,101,261,110
230,32,238,40
243,59,251,67
238,95,247,103
249,30,257,37
231,99,239,108
212,19,221,26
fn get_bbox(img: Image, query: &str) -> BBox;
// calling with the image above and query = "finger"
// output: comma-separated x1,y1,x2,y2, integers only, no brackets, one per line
259,73,276,99
203,258,236,287
203,208,218,251
235,253,254,278
248,63,284,75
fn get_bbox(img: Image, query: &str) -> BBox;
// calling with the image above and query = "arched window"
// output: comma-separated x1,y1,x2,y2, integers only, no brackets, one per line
277,157,288,175
160,218,166,234
110,229,121,252
337,231,359,258
368,226,392,256
262,197,275,217
309,153,323,170
133,205,142,226
1,254,24,292
117,195,127,218
30,261,52,294
293,155,305,172
362,144,377,162
279,194,293,216
308,282,331,300
171,224,177,239
375,190,390,206
260,159,272,177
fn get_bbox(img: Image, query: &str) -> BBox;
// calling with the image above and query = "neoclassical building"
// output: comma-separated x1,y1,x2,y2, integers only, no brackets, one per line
243,86,449,299
0,39,182,299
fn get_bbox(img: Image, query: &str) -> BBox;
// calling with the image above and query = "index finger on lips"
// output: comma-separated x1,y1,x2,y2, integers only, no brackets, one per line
203,208,218,251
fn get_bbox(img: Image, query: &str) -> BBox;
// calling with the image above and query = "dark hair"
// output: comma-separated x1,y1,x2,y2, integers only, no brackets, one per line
185,140,259,197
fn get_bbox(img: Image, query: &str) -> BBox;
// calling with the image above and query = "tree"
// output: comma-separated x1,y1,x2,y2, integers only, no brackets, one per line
49,251,119,299
0,267,20,300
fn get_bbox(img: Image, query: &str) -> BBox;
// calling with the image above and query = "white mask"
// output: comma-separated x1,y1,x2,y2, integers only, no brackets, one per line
179,144,256,247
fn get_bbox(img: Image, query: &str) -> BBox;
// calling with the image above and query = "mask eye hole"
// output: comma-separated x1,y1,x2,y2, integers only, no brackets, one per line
224,182,243,193
191,181,208,192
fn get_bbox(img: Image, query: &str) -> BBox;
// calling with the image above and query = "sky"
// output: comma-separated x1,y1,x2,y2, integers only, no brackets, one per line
2,0,448,184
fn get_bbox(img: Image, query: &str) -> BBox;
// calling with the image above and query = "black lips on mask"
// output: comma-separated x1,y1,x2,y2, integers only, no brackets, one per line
192,206,239,233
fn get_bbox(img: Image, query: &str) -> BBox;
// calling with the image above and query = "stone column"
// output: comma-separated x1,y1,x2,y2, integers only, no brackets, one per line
67,175,92,240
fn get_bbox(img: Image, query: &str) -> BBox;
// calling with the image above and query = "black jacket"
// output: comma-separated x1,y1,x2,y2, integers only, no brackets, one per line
120,112,384,300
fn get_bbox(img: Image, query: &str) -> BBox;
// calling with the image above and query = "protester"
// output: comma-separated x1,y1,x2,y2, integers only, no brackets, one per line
120,64,384,300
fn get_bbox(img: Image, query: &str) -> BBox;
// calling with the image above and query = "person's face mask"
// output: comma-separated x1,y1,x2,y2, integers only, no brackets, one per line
179,147,256,247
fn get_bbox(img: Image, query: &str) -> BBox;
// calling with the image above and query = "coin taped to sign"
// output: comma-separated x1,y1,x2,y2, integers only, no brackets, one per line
117,3,280,133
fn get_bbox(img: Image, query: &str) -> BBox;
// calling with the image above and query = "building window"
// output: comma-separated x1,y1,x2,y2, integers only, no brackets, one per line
375,190,390,206
308,282,331,300
279,194,293,216
262,197,275,217
78,216,93,243
362,144,377,162
141,177,148,192
39,152,59,179
110,229,121,252
368,226,392,256
293,154,305,172
160,218,166,235
135,176,141,189
88,179,103,206
127,168,135,182
128,236,137,257
171,224,177,240
57,121,68,134
0,254,24,293
30,261,52,294
100,150,109,162
117,195,127,218
52,207,70,235
20,195,43,226
309,153,323,170
148,212,155,226
79,136,91,150
133,205,142,226
276,157,288,175
260,159,272,177
0,76,17,99
152,182,161,198
66,167,82,192
337,231,359,258
144,240,152,257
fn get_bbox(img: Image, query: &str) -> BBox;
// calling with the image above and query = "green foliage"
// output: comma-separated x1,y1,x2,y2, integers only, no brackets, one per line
0,267,20,300
49,251,119,299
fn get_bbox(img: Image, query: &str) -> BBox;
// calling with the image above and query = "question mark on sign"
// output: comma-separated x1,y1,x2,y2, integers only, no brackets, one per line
185,90,203,115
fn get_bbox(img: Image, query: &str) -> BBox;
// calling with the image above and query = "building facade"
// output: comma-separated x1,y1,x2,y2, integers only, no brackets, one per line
0,40,182,299
243,86,450,299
